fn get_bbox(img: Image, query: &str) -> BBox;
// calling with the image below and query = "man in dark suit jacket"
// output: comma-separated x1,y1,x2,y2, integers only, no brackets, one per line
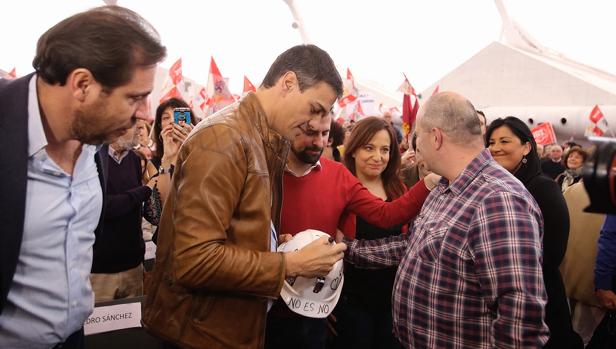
0,6,165,349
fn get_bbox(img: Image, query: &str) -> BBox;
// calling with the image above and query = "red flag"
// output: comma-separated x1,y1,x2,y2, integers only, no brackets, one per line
397,75,415,96
243,75,256,94
589,105,604,123
398,75,419,138
159,86,181,103
206,57,235,113
338,68,358,107
194,87,208,112
8,67,16,79
431,85,440,96
585,105,609,137
356,100,365,117
531,123,557,145
169,58,183,85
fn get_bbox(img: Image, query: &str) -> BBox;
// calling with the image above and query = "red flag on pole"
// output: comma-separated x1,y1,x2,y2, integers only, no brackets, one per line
8,68,16,79
356,100,365,117
585,105,609,137
159,86,182,103
398,74,419,138
589,105,604,123
169,58,182,85
159,58,184,103
338,68,358,107
194,87,208,112
431,85,440,96
243,75,256,94
206,57,235,113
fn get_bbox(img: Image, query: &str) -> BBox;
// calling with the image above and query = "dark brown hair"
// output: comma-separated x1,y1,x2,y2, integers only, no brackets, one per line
261,45,343,98
152,98,196,159
564,147,588,169
33,6,166,89
344,117,405,199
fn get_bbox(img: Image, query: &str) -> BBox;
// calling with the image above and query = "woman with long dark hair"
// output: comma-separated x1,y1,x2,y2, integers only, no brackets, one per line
485,116,583,349
334,116,406,349
144,98,196,205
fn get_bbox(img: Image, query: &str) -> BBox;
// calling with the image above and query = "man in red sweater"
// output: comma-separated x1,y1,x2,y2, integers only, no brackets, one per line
265,114,436,348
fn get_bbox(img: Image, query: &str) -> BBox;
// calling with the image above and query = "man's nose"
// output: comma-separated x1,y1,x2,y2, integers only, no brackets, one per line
134,99,149,120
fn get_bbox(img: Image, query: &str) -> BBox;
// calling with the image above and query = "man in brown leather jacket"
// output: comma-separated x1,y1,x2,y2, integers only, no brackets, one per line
143,45,345,349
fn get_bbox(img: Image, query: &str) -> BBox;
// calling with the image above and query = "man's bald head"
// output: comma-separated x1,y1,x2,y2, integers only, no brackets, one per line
418,92,482,145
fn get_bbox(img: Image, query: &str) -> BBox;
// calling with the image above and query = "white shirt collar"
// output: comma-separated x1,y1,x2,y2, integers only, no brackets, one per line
285,160,322,177
27,74,47,157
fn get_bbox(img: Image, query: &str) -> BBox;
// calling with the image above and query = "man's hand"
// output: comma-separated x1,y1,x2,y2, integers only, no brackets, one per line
596,289,616,310
284,237,346,278
278,234,293,245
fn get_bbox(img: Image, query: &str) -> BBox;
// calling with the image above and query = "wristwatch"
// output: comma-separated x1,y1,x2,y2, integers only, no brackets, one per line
158,165,173,174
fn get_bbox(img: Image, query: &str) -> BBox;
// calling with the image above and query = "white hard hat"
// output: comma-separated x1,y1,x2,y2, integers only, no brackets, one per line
277,229,344,318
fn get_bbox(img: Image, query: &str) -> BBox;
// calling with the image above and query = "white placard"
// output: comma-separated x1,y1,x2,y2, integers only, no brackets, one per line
84,302,142,335
144,240,157,260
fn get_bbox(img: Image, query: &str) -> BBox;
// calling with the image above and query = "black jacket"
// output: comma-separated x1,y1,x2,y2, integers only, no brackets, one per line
0,74,107,314
514,148,582,348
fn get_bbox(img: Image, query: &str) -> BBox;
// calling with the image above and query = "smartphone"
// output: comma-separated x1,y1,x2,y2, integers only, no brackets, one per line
173,107,191,125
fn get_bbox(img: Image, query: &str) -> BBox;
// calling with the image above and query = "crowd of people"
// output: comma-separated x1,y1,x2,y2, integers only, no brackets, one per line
1,4,616,349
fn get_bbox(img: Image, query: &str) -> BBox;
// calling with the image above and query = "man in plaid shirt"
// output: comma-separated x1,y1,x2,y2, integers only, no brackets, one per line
344,92,549,348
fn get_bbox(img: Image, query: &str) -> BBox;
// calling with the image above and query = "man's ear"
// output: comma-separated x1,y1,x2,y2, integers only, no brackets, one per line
433,128,444,151
67,68,96,102
279,71,298,93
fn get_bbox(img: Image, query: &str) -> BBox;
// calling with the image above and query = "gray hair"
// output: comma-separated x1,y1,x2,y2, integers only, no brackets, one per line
419,92,482,144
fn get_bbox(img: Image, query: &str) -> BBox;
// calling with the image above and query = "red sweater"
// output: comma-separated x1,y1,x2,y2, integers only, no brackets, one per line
280,158,429,239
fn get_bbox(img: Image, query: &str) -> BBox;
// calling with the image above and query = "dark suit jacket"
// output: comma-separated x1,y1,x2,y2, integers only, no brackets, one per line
0,74,107,315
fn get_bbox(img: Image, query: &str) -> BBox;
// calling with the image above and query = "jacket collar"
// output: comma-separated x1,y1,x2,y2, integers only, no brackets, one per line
240,93,290,158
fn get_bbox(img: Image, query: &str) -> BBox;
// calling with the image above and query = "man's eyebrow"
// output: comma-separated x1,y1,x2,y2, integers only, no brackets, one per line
313,101,328,116
128,91,151,98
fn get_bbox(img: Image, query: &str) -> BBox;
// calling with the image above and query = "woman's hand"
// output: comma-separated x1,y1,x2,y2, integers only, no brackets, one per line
423,173,442,190
171,123,194,143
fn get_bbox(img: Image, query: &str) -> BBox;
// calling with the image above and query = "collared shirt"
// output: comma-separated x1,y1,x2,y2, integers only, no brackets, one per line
346,149,549,348
108,145,129,164
285,160,321,178
0,75,102,348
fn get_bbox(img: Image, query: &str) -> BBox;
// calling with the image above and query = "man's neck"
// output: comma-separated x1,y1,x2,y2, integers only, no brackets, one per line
36,77,84,174
287,154,314,175
37,77,74,145
254,89,276,130
552,158,562,163
438,146,484,182
110,143,128,156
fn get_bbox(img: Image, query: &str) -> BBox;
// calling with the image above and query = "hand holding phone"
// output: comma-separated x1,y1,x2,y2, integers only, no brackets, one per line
173,107,191,126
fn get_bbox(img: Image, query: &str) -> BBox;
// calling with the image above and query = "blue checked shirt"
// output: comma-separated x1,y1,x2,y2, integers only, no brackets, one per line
346,149,549,349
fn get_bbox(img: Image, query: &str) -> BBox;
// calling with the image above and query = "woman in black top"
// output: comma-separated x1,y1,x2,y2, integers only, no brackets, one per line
334,117,406,349
486,116,583,349
146,98,196,243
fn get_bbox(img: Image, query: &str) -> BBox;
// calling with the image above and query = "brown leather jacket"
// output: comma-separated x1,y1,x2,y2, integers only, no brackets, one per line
143,94,290,348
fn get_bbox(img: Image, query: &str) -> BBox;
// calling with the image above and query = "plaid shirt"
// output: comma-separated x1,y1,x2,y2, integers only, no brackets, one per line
346,149,549,348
